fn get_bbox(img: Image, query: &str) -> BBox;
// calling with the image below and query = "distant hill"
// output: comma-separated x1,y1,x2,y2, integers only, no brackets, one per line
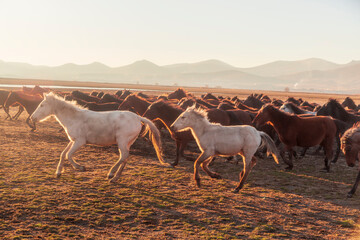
239,58,340,77
0,58,358,93
164,59,236,73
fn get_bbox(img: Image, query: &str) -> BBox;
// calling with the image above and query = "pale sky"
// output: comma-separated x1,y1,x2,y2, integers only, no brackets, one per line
0,0,359,67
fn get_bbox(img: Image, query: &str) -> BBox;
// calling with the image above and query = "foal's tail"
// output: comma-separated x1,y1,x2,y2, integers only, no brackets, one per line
139,116,170,167
259,131,280,164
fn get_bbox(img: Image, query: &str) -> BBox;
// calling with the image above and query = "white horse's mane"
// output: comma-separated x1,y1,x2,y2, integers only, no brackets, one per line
186,105,208,118
45,92,87,111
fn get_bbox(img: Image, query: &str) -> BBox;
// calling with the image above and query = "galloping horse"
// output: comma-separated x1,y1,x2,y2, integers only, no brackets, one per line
170,106,280,193
253,104,339,172
4,91,43,131
340,123,360,198
0,89,20,119
30,93,170,181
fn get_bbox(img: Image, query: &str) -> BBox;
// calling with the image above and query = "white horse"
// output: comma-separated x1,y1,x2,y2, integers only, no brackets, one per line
170,106,280,193
30,92,170,182
280,102,316,115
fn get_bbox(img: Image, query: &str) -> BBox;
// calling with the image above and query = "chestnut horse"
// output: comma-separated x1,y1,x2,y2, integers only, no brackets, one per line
341,123,360,198
118,94,151,116
253,104,339,172
4,91,43,131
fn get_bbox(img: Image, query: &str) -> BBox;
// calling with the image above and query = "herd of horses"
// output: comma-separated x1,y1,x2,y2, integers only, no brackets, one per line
2,86,360,198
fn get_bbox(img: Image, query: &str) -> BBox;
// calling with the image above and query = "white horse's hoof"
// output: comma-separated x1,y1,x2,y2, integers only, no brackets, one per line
109,178,117,184
56,173,61,178
107,174,114,179
79,166,86,172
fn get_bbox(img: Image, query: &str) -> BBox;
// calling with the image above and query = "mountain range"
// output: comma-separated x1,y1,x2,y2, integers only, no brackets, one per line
0,58,359,93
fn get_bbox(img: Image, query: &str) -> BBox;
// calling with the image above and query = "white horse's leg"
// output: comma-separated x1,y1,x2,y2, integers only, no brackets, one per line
193,152,212,187
233,155,257,193
108,148,130,183
66,140,86,171
201,157,222,179
108,136,137,182
56,141,73,178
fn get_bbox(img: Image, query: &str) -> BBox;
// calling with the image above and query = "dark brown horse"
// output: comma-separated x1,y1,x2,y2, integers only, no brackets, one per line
4,91,43,131
71,90,100,103
340,123,360,198
0,89,23,119
253,104,339,172
167,88,188,100
317,99,360,125
243,95,265,109
342,97,357,111
118,94,151,116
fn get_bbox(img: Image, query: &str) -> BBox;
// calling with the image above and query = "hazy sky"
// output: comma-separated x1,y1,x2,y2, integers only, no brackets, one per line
1,0,359,67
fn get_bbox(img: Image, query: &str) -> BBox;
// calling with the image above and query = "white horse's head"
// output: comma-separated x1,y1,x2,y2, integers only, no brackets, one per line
279,103,292,113
170,106,207,132
31,92,56,122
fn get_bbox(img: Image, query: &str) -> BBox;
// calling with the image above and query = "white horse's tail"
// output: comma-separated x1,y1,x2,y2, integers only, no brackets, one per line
259,131,280,164
139,116,169,166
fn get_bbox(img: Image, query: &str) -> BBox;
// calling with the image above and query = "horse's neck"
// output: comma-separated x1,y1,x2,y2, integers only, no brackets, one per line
53,102,83,129
161,106,183,124
267,109,291,132
188,118,210,140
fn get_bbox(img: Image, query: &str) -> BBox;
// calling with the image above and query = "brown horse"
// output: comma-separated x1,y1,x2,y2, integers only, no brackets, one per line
0,89,23,119
4,91,43,131
118,94,151,116
340,123,360,198
253,104,339,172
342,97,358,111
167,88,188,100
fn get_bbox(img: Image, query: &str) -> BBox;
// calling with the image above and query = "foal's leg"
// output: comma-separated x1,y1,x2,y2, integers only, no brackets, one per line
56,141,73,177
193,152,212,187
233,156,257,193
66,140,86,171
201,157,222,179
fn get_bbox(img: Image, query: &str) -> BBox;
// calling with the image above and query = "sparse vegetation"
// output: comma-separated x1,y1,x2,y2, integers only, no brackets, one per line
0,86,359,239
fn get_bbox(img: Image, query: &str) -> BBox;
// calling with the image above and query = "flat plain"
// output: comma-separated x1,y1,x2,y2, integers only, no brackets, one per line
0,81,359,239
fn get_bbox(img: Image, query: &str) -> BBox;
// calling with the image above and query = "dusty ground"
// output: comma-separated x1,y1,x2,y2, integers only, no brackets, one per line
0,85,360,239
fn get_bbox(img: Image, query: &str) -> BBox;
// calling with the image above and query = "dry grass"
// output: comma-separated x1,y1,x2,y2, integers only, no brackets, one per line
0,84,360,239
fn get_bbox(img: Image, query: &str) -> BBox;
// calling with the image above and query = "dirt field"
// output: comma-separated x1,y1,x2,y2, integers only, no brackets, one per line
0,84,360,239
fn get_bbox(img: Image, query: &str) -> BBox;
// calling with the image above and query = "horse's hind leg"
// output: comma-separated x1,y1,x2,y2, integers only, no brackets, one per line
108,149,129,183
108,138,135,182
321,140,333,172
233,156,257,193
347,170,360,198
56,141,74,177
193,152,211,188
201,157,222,179
66,140,86,172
